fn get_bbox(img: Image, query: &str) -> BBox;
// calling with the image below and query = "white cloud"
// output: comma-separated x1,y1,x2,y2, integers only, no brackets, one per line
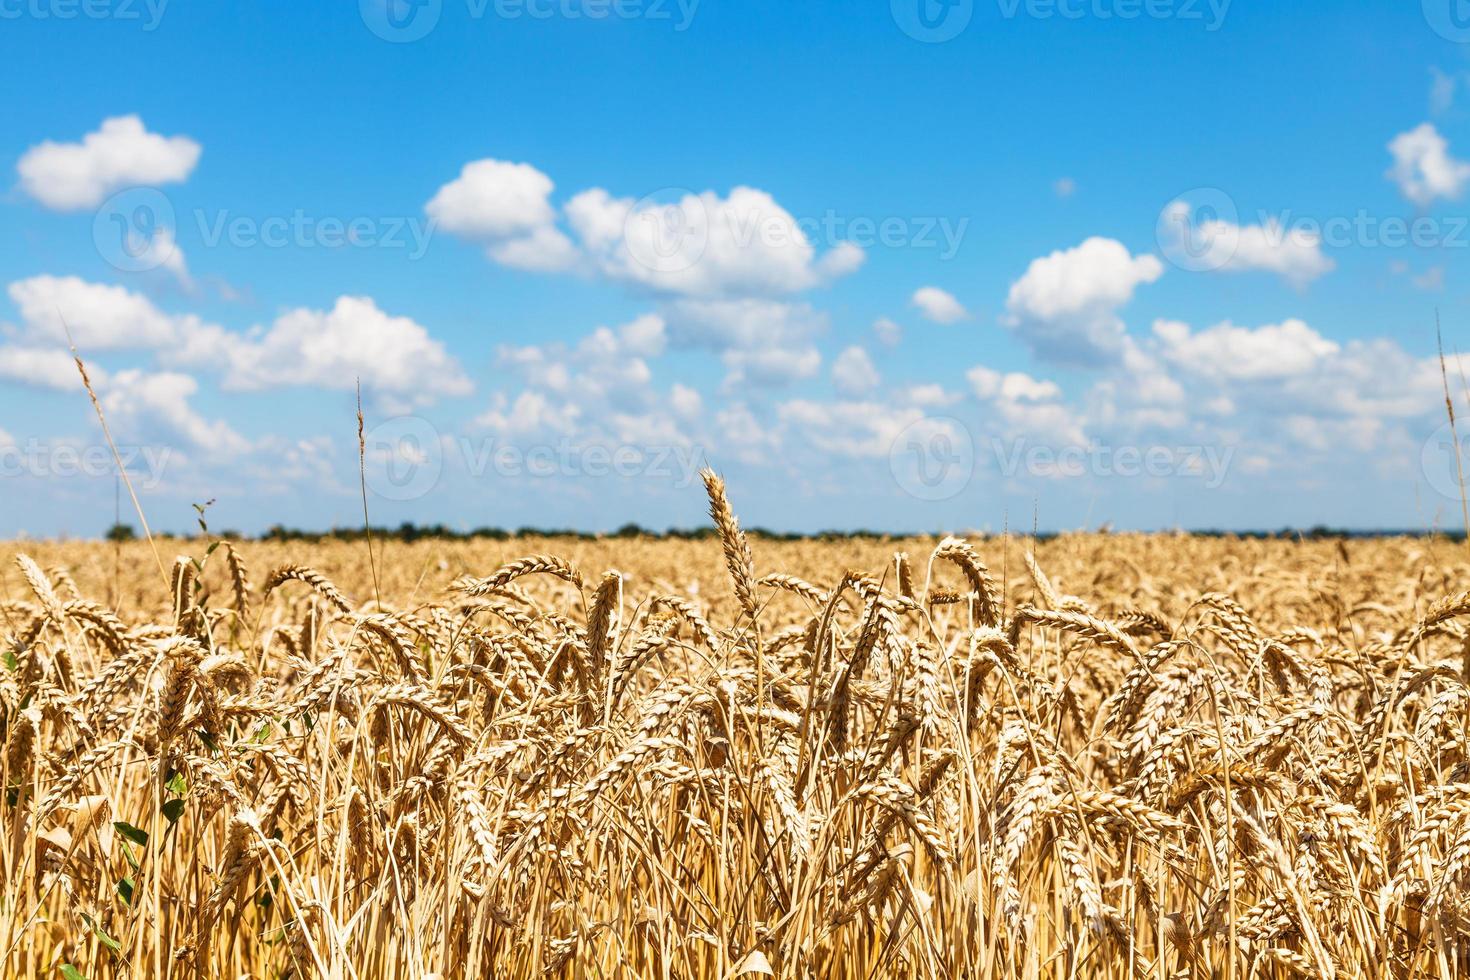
873,316,903,347
901,383,960,408
486,224,580,272
968,365,1085,444
475,390,582,436
426,159,579,272
670,382,702,419
722,345,822,388
178,296,471,406
498,313,665,405
1153,317,1340,381
831,345,880,396
778,399,933,459
1054,177,1076,198
817,241,866,279
1157,208,1334,287
426,158,557,239
1003,237,1163,363
910,286,968,324
1386,123,1470,206
566,185,858,298
1430,67,1460,115
17,115,201,211
103,369,249,455
9,275,187,349
716,402,781,463
0,346,98,391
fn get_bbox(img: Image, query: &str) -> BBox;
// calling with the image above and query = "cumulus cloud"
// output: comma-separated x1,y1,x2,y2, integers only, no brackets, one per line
497,313,666,406
425,158,578,271
103,369,250,456
722,345,822,388
426,160,864,299
910,286,968,324
1003,237,1163,364
0,346,98,391
1153,318,1340,381
777,399,934,458
661,298,826,388
17,115,201,211
1157,208,1334,287
968,365,1085,444
873,317,903,347
1386,123,1470,206
176,296,471,407
670,382,703,420
566,185,859,298
476,313,703,454
9,275,191,349
831,345,880,396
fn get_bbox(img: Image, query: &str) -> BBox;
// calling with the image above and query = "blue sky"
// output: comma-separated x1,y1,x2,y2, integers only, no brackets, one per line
3,0,1470,536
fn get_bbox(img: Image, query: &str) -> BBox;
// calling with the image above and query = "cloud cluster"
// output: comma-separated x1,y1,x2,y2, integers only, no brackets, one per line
17,116,201,211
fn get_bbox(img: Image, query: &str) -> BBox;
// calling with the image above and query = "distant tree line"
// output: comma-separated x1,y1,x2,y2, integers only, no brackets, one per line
95,521,1467,543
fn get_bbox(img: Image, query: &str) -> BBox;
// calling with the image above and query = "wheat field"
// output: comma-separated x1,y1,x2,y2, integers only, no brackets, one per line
3,475,1470,978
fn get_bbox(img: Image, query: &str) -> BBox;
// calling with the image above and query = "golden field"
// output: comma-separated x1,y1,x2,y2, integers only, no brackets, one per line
3,480,1470,978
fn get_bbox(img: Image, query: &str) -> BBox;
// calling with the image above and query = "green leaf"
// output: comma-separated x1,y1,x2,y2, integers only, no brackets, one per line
161,799,185,826
58,965,86,980
165,771,187,796
81,912,121,954
113,821,148,848
3,650,16,671
117,876,134,906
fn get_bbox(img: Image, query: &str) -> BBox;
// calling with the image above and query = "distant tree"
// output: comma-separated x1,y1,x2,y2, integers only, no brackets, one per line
105,523,137,542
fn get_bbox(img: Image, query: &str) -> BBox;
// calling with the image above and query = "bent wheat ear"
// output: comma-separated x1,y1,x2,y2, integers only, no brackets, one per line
701,468,757,621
